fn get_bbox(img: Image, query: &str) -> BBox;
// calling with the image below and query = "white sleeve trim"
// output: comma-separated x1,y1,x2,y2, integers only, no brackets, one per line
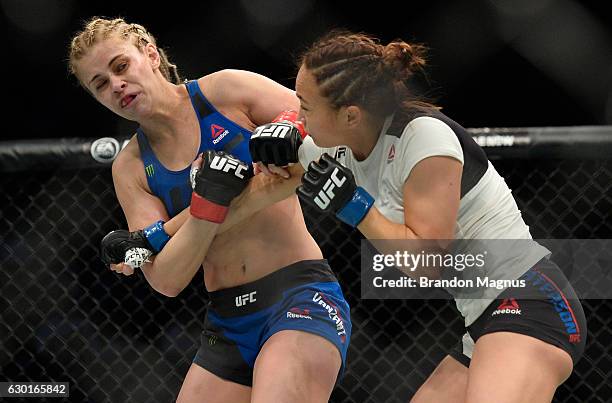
397,116,464,184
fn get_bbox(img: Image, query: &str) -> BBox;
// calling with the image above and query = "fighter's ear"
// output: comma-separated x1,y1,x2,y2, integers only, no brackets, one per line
144,42,160,69
343,105,363,129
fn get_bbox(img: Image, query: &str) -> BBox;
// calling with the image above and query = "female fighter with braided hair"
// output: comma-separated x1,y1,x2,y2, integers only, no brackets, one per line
68,17,350,403
249,31,586,402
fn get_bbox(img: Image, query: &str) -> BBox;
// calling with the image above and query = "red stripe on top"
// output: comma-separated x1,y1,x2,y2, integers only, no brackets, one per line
190,193,228,223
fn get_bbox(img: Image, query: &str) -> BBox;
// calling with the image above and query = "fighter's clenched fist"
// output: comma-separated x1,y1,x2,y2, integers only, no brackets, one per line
190,150,252,223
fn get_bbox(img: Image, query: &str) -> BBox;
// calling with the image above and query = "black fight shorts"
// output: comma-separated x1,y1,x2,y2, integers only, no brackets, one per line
450,257,587,367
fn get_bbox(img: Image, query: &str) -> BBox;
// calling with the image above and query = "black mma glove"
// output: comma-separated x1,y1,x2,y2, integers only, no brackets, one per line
249,110,307,166
100,220,171,268
190,150,252,223
100,229,154,269
297,153,375,228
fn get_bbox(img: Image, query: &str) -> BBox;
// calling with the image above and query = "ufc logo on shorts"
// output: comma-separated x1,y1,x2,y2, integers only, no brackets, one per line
252,124,291,139
315,168,346,209
210,155,247,179
235,291,257,307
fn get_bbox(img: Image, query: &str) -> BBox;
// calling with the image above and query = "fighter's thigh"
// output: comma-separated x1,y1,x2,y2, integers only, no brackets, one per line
251,330,341,403
465,332,573,403
176,363,251,403
411,355,468,403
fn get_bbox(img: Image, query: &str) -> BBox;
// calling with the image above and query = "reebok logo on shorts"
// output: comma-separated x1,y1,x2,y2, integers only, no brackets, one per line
286,307,313,320
491,298,522,316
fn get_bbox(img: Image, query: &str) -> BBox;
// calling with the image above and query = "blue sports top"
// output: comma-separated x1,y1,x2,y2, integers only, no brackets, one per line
136,80,253,217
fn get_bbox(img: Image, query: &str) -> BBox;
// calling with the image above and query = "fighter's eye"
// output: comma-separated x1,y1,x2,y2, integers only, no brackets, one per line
96,80,107,90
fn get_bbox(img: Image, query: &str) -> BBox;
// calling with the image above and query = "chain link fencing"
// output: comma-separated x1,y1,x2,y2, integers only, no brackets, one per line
1,128,611,402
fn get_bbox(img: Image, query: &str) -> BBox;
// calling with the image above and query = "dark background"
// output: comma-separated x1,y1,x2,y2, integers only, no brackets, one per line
2,2,612,402
2,0,612,142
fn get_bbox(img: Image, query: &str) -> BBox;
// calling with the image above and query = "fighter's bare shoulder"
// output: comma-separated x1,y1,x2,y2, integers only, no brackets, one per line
111,134,148,191
197,69,274,104
198,69,295,108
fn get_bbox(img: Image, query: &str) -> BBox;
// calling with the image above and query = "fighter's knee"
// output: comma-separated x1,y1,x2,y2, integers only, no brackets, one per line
538,341,574,385
301,334,341,377
412,355,468,403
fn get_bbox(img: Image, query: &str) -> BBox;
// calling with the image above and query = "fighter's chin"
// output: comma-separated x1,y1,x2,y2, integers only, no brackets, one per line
115,105,146,122
115,109,139,122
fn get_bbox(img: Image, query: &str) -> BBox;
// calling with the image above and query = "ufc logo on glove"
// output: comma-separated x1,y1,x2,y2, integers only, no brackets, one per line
252,123,292,139
297,153,374,228
210,155,248,179
315,168,347,209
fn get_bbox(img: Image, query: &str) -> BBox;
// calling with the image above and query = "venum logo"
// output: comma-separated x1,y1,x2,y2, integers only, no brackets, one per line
235,291,257,307
313,292,347,342
314,168,346,210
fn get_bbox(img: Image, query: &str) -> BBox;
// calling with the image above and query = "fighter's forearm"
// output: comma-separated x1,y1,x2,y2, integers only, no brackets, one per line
224,164,304,229
161,208,189,235
141,164,302,296
162,164,304,236
141,217,218,296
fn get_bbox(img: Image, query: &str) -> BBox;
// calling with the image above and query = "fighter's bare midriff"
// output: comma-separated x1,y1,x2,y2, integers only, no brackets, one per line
125,79,321,292
195,83,322,291
202,195,322,291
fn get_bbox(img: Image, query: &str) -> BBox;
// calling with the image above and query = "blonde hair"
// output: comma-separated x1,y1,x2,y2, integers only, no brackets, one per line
68,17,181,85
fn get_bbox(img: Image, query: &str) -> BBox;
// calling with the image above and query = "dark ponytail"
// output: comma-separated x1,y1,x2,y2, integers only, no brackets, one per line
299,30,437,118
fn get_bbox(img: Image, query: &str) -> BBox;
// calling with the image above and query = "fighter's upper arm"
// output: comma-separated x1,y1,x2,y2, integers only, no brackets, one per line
402,156,462,240
397,117,464,239
207,69,300,125
112,142,169,232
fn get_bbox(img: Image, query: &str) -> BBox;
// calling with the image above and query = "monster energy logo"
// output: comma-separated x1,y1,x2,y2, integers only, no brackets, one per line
145,164,155,177
208,335,218,346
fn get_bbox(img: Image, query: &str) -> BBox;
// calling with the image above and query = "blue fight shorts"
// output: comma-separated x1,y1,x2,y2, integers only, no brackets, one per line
193,259,351,386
